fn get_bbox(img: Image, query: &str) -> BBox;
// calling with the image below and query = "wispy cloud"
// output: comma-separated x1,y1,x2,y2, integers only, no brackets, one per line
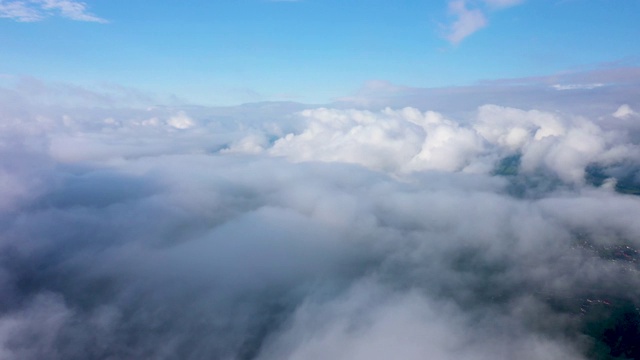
0,0,43,21
336,66,640,119
445,0,487,44
482,0,524,9
552,83,604,91
444,0,524,44
0,0,106,22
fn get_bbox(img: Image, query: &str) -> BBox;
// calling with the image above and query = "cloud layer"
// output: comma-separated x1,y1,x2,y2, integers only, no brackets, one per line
241,105,638,184
0,81,640,359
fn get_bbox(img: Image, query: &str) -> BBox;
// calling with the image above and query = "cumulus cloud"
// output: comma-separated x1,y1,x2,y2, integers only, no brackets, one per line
613,104,638,119
1,81,640,359
0,0,106,22
167,111,196,129
255,105,640,183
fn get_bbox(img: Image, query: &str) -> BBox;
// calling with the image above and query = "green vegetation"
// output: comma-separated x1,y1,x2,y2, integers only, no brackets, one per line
585,165,640,196
492,154,522,177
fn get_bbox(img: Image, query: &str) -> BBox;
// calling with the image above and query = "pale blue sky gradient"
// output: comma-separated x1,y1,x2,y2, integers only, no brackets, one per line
1,0,639,105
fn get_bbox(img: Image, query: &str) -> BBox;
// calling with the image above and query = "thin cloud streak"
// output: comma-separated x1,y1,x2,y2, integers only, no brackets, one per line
0,0,106,22
483,0,525,9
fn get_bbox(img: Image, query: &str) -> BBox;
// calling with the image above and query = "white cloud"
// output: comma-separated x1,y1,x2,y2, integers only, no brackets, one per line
166,111,196,129
552,83,604,91
257,280,585,360
445,0,487,44
39,0,105,22
0,0,43,21
482,0,525,9
222,133,269,154
443,0,525,44
613,104,638,119
0,0,106,22
244,105,640,183
1,81,640,359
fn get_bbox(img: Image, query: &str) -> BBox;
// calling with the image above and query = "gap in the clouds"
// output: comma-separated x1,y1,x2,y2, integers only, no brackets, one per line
491,154,640,199
39,170,160,209
582,301,640,359
491,156,581,199
585,164,640,196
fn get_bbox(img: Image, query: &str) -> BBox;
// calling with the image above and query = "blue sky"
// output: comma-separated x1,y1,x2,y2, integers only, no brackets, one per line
1,0,639,105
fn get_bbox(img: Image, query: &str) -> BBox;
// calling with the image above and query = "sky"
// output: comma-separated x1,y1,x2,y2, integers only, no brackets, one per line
1,0,639,104
2,1,640,360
